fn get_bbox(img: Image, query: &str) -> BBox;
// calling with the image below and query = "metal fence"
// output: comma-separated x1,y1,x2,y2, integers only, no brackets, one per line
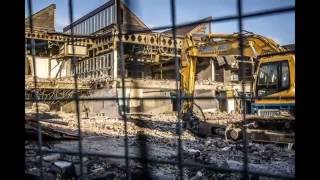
26,0,295,179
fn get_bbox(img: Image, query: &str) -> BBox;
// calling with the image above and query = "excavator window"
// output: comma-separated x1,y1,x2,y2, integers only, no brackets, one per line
281,61,290,89
256,60,290,97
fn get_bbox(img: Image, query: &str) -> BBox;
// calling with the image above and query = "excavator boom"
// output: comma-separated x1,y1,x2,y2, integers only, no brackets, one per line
179,31,295,144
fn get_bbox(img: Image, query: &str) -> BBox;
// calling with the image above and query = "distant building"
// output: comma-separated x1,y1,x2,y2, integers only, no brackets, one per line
282,44,295,51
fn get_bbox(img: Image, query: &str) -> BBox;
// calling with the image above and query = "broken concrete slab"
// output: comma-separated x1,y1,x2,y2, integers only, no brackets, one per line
50,161,76,179
32,103,50,112
43,154,61,162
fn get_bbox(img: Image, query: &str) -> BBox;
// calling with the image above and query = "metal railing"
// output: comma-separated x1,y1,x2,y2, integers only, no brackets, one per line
26,0,295,179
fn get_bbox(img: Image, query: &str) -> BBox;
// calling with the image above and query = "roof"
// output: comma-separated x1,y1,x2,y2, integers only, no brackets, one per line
120,2,150,32
63,0,115,32
25,4,56,32
282,44,295,51
162,16,212,36
63,0,150,33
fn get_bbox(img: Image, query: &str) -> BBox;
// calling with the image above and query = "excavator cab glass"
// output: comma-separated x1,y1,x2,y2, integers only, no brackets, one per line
256,60,290,97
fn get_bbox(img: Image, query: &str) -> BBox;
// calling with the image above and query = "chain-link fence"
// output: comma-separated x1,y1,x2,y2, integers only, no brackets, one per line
25,0,295,179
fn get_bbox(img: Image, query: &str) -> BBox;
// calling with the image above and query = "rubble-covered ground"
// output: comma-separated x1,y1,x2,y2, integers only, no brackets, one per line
25,109,295,179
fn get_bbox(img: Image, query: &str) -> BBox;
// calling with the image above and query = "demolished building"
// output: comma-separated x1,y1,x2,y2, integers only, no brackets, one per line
25,1,252,117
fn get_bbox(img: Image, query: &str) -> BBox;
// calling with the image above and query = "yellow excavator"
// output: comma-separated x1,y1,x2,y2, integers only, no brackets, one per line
179,31,295,144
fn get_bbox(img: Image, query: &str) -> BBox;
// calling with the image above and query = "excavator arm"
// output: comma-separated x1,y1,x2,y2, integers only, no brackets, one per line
179,31,286,120
179,31,295,143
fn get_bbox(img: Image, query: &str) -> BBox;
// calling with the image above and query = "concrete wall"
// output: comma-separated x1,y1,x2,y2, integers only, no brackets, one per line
61,87,120,118
35,57,49,78
86,88,120,118
33,57,68,78
137,90,172,114
117,87,173,114
194,89,219,113
60,79,246,116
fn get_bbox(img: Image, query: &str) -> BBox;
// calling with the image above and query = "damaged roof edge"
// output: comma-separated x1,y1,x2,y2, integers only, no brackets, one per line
120,2,150,31
25,4,56,21
162,16,213,36
63,0,115,32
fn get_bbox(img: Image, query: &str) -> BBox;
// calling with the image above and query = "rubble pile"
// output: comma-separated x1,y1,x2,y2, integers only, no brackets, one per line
195,80,225,86
25,111,295,179
25,75,114,90
203,112,243,122
78,75,114,89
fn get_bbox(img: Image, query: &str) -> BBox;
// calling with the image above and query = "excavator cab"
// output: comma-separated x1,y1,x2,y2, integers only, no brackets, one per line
252,54,295,117
180,32,295,143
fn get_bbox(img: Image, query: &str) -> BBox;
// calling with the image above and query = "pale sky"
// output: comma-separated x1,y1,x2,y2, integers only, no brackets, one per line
25,0,295,45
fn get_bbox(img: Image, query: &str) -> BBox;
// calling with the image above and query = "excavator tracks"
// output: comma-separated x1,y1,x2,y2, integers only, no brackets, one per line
226,115,295,144
184,114,295,145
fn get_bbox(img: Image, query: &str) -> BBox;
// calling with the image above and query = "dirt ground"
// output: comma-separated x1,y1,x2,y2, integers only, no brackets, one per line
25,110,295,179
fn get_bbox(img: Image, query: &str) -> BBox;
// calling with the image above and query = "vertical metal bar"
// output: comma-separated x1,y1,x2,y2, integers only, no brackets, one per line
250,57,254,99
68,0,84,179
27,0,44,179
160,63,163,80
49,50,52,78
170,0,184,179
116,0,130,179
123,0,152,178
237,0,249,179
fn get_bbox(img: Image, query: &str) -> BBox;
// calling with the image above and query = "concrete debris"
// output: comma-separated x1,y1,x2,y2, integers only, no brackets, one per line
288,143,294,150
25,118,78,140
196,171,203,177
50,161,76,179
74,164,88,176
25,112,295,179
32,103,50,112
53,161,73,168
185,148,200,155
184,148,201,159
43,154,61,161
221,146,231,151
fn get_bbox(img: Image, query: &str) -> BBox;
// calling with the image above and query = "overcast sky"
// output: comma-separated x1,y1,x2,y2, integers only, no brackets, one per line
25,0,295,45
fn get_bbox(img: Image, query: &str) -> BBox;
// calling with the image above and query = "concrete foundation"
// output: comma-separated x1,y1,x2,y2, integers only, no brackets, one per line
60,79,248,116
117,86,173,114
194,89,219,113
61,87,120,118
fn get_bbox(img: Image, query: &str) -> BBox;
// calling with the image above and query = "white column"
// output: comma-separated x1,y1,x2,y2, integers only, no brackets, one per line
113,51,118,80
211,59,215,81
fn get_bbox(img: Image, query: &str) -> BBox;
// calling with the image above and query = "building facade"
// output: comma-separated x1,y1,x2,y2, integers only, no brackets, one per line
25,1,251,115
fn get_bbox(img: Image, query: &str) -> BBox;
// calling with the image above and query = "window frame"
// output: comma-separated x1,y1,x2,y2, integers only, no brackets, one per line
256,60,290,97
279,60,290,91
